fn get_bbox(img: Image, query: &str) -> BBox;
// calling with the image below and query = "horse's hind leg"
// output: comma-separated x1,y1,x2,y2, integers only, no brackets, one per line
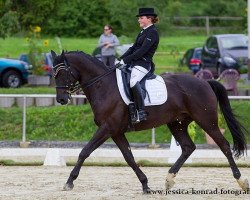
112,134,150,194
166,120,196,190
63,123,111,191
200,124,249,190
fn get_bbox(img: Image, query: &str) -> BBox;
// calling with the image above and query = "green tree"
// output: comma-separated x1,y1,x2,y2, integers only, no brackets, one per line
0,0,59,38
106,0,170,37
0,0,247,38
44,0,119,37
0,0,19,38
17,0,59,28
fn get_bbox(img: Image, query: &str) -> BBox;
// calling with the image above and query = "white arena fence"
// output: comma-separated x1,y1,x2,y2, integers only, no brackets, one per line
0,94,250,145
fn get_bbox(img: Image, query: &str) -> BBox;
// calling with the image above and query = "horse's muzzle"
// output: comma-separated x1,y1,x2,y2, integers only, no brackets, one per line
57,98,68,105
56,94,71,105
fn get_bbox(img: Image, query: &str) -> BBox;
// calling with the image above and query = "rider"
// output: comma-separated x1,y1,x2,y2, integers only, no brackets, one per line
115,7,159,123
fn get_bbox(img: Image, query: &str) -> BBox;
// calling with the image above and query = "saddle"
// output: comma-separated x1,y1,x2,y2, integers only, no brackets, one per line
116,66,168,129
121,66,156,102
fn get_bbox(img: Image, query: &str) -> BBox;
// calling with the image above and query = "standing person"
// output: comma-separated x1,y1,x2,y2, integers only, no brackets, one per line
98,25,120,69
115,8,159,123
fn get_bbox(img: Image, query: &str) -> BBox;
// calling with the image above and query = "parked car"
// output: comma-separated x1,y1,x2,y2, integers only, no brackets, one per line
92,47,102,61
179,47,202,74
19,52,53,76
116,44,133,57
201,34,248,76
0,58,30,88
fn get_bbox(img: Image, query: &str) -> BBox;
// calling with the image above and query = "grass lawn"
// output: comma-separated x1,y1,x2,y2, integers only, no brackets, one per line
0,86,56,94
1,35,207,57
1,35,250,144
0,101,249,144
0,35,207,74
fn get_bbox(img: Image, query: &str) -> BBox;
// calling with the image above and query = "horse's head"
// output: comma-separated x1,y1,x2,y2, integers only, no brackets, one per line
51,50,79,105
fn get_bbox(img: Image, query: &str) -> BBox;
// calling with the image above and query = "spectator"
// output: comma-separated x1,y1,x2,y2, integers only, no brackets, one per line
98,25,120,69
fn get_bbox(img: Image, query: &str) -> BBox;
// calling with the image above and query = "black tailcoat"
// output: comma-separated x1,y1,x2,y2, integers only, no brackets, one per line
121,25,159,71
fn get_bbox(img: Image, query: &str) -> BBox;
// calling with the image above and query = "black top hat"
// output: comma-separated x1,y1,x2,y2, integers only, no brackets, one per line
136,8,157,17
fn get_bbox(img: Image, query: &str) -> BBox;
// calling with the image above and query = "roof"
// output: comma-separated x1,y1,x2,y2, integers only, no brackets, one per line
212,34,246,38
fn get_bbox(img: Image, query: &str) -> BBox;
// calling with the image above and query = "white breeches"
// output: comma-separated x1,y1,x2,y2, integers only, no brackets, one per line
130,66,149,87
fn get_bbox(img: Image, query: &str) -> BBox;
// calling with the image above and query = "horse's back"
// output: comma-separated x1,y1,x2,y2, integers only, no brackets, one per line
161,73,217,108
161,73,211,90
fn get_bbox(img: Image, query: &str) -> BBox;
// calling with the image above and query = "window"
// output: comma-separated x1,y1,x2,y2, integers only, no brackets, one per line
185,49,194,60
206,37,218,50
194,49,201,59
220,36,248,49
182,49,194,65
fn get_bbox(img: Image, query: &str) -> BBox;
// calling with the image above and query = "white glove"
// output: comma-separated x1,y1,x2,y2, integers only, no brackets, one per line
115,59,124,65
115,59,125,69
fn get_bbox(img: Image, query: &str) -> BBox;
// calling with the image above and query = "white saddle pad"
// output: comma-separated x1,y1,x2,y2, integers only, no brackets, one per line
116,69,168,106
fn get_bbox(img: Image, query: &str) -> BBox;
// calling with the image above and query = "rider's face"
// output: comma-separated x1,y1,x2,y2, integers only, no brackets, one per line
138,16,152,28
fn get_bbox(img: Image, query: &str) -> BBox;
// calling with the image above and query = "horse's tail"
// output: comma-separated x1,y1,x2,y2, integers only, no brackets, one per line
207,80,247,158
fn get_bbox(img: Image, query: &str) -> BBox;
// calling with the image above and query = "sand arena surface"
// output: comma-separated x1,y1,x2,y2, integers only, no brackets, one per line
0,166,249,200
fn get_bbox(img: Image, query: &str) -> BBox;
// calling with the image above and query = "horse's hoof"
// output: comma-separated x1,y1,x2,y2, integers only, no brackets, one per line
237,178,249,191
63,183,74,191
165,173,176,190
143,187,151,194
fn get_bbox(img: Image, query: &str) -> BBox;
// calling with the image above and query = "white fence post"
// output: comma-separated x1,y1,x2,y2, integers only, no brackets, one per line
205,16,210,36
149,127,159,148
151,127,155,146
22,96,27,142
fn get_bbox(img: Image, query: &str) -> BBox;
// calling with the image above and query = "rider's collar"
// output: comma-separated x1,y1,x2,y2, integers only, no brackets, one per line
143,24,153,30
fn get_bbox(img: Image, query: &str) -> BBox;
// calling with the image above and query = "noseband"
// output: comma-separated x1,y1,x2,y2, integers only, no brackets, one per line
53,61,81,93
53,59,116,94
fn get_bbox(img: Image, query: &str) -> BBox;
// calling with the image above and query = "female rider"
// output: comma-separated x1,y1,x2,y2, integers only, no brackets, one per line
115,7,159,123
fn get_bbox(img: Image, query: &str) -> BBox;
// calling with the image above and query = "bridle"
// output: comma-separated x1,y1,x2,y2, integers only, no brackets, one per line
53,59,115,94
53,61,81,93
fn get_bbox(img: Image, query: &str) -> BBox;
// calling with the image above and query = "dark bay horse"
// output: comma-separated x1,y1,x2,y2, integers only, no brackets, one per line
51,50,249,193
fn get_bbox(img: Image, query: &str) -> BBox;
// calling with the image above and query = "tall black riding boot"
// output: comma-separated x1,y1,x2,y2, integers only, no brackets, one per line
131,82,147,123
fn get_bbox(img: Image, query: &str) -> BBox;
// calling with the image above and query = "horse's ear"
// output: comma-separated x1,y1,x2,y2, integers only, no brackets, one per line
51,50,57,61
61,50,69,65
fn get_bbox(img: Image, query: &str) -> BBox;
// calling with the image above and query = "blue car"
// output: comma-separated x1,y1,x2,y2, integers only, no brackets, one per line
0,58,30,88
19,53,53,76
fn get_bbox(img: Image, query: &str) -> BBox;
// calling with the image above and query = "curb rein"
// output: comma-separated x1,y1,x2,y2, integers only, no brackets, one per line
53,61,116,94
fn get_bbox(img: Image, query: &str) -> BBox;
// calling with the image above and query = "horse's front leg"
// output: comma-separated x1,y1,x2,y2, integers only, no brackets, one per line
63,123,111,191
112,134,150,194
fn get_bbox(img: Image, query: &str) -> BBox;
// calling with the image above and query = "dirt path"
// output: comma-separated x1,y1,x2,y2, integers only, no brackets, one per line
0,166,249,200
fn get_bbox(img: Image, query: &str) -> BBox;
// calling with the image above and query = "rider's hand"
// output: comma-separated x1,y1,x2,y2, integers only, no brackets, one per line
115,59,125,69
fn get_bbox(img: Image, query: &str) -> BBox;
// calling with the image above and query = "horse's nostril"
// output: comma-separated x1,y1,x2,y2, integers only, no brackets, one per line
58,98,66,104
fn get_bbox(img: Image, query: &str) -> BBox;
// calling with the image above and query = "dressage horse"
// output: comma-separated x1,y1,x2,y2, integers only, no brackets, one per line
51,50,249,193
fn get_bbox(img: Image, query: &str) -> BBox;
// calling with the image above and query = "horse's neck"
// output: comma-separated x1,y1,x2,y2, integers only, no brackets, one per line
75,57,119,120
77,57,107,86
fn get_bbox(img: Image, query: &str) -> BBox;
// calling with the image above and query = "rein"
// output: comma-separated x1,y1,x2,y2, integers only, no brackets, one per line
53,62,116,93
81,68,115,90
